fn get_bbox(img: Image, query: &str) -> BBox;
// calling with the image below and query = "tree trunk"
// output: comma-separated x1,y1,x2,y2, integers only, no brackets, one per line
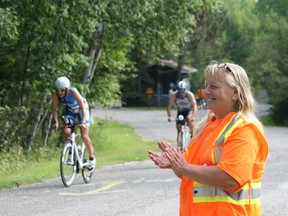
177,44,184,82
82,19,106,86
27,94,48,150
176,55,183,82
43,114,53,146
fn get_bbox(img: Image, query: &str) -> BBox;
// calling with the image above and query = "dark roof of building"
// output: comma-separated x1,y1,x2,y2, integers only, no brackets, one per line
161,59,197,74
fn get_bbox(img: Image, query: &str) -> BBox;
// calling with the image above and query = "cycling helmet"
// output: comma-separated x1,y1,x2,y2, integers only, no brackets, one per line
177,81,187,91
55,77,70,89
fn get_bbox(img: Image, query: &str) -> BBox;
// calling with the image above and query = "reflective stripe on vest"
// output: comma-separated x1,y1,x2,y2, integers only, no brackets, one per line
193,116,209,136
193,182,261,204
211,114,243,164
193,113,261,204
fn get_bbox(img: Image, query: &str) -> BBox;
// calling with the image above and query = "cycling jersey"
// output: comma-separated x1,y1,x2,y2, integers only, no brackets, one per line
57,86,90,124
57,86,89,114
175,91,191,112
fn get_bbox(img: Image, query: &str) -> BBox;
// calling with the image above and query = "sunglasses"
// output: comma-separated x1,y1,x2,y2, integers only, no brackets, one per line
217,63,235,77
217,63,232,72
56,88,66,93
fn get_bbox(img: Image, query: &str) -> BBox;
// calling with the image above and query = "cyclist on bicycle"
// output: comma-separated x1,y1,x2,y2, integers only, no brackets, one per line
167,80,198,142
52,76,95,171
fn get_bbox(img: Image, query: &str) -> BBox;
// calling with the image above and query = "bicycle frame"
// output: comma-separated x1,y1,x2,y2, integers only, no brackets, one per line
60,123,93,187
68,131,86,169
176,115,191,152
180,121,190,151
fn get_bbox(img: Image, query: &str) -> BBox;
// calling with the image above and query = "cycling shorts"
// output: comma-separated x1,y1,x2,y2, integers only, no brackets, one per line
63,107,90,125
176,109,192,125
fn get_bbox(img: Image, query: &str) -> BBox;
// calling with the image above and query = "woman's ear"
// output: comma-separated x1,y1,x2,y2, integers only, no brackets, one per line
232,90,238,101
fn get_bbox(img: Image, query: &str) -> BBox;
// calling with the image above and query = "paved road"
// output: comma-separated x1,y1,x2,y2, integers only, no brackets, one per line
0,103,287,216
0,160,180,216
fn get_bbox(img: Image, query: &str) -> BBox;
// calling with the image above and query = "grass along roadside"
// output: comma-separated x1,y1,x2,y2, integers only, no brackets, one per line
0,118,158,190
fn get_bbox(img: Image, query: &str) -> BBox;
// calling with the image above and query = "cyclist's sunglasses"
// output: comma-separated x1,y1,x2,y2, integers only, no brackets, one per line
56,88,66,93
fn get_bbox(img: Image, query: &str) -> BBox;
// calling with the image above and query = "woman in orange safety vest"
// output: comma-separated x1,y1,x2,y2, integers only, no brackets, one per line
148,62,268,216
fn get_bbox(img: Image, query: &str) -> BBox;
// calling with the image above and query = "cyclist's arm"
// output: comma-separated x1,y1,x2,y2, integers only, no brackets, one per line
167,92,176,119
72,88,87,124
188,92,198,120
52,90,59,127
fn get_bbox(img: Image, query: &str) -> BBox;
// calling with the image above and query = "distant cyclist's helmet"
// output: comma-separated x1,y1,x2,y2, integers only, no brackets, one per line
55,77,70,89
177,81,187,91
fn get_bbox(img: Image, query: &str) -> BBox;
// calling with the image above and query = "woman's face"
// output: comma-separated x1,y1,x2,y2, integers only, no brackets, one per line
56,88,67,98
205,73,237,118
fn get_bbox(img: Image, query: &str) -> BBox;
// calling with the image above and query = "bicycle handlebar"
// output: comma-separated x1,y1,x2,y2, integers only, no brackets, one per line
168,116,194,122
58,124,82,129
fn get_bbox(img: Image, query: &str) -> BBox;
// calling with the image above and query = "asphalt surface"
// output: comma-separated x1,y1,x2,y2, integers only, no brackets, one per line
0,103,287,216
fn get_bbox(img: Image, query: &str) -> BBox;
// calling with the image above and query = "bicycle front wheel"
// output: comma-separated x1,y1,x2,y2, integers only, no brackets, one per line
182,126,190,152
60,141,76,187
81,144,93,183
177,131,184,152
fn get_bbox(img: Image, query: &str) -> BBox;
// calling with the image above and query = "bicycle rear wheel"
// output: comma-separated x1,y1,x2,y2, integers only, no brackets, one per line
60,141,76,187
81,144,93,183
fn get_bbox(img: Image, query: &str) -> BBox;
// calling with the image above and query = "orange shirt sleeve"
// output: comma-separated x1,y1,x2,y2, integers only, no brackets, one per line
217,123,260,186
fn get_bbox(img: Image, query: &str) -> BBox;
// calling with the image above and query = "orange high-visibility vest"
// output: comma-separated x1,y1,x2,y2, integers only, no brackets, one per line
180,112,268,216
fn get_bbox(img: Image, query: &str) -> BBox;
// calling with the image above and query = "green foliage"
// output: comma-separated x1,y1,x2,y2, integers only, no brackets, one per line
0,145,26,174
270,100,288,126
255,0,288,17
190,71,205,94
88,71,122,107
0,106,28,152
188,0,288,126
0,7,19,44
246,4,288,125
221,0,258,63
260,115,277,126
0,106,28,174
186,0,229,70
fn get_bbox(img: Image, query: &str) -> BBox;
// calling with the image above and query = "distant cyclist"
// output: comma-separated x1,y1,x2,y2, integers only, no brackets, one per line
167,80,198,141
52,76,96,171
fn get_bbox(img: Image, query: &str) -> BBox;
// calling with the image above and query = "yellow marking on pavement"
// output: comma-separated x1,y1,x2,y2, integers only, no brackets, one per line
59,181,124,196
146,178,176,183
165,178,178,182
133,178,145,183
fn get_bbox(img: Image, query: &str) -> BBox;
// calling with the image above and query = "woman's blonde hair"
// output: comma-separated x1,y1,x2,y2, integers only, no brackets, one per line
203,61,264,131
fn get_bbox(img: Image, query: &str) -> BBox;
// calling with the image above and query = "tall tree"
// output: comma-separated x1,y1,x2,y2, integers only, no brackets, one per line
184,0,228,92
246,1,288,125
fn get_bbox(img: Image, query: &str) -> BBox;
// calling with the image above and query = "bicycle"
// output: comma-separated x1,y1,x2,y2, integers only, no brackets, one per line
176,115,191,152
59,119,94,187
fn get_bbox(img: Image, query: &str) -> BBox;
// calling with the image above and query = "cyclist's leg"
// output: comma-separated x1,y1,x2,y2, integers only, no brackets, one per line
78,109,95,170
78,109,94,157
176,111,184,150
176,123,182,148
185,110,195,137
175,112,180,141
80,126,94,157
62,109,73,142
